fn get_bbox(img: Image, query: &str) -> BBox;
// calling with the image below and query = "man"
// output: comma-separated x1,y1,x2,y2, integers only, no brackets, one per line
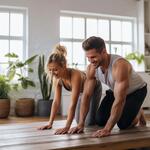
69,36,147,137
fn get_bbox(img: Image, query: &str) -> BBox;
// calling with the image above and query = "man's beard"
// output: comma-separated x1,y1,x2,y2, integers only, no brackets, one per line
91,61,101,69
97,59,104,68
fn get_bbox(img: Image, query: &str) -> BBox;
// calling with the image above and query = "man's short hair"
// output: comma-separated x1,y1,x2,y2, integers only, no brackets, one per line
82,36,106,53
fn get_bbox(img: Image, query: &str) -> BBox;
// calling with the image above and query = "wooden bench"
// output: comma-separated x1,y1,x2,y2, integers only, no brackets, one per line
0,120,150,150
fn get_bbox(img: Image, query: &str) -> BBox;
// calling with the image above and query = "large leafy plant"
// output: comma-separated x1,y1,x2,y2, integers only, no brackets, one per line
0,75,10,99
38,55,53,100
5,53,38,90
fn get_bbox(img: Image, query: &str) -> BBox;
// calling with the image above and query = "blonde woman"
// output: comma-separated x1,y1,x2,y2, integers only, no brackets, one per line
38,44,102,134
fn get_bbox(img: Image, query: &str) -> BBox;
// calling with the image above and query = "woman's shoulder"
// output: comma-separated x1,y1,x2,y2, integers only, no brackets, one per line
68,68,84,81
69,68,85,76
54,78,62,87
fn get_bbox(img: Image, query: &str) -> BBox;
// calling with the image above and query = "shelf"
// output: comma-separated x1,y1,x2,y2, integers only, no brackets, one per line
145,33,150,36
145,70,150,73
144,55,150,57
144,0,150,76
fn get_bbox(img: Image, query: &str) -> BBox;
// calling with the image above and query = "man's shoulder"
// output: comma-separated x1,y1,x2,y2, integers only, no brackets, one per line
113,57,131,69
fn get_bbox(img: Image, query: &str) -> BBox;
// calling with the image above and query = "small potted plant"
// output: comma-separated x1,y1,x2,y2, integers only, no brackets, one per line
125,51,144,71
0,75,11,118
125,52,144,64
5,52,38,117
37,55,53,117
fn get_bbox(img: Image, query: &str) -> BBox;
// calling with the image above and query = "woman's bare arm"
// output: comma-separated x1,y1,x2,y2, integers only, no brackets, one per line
69,65,96,134
55,70,82,134
38,79,62,130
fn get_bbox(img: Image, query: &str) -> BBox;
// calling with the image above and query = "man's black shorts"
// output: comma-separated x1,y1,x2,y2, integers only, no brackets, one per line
95,84,147,129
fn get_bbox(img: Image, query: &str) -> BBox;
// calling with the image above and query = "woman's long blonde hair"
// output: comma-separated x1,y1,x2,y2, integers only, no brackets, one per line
45,44,67,82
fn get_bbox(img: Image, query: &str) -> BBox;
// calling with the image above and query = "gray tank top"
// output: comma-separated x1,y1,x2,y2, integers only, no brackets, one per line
95,54,146,94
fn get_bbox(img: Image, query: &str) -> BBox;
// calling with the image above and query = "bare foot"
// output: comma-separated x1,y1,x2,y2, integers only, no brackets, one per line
139,109,146,126
130,109,147,128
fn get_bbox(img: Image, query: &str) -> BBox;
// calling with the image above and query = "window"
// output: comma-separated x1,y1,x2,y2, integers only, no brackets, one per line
0,8,27,74
60,13,135,70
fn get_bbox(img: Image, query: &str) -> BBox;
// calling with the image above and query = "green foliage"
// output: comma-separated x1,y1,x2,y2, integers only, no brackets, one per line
72,62,78,69
5,53,38,90
0,75,10,99
38,55,53,100
125,52,144,64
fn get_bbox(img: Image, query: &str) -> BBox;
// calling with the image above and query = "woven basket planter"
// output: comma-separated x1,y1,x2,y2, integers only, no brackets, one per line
0,99,10,118
15,98,35,117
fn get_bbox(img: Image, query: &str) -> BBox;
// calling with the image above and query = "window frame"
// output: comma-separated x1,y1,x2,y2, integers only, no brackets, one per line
60,12,136,70
0,7,27,74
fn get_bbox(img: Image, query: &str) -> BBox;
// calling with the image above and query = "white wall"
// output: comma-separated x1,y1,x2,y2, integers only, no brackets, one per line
0,0,142,76
0,0,142,115
0,0,138,57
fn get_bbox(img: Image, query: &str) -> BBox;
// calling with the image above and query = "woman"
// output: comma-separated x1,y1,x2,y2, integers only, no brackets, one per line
38,44,102,134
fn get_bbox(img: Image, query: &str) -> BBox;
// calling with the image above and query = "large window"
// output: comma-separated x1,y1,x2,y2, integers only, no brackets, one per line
60,13,135,70
0,8,27,74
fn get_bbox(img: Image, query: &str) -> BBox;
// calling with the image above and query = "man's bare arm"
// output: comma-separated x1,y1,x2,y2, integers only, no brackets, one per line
104,59,131,132
92,59,131,137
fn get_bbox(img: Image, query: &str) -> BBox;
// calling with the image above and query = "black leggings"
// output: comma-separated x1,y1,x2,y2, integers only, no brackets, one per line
95,85,147,129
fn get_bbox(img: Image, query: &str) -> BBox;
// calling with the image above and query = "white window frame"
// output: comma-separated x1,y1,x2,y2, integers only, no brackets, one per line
60,11,136,70
0,7,28,74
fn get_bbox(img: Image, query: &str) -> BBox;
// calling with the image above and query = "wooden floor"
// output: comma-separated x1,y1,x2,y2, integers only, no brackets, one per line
0,112,149,124
0,116,66,124
1,118,150,150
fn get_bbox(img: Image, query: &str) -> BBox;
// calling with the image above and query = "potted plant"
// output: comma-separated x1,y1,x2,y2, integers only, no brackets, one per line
125,52,144,64
125,51,145,71
0,75,11,118
37,55,53,117
5,52,38,117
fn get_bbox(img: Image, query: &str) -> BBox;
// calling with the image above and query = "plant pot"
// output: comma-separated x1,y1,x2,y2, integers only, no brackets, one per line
15,98,35,117
37,99,53,117
0,99,10,118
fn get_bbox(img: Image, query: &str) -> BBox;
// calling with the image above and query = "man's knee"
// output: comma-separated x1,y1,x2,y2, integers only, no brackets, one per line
117,121,131,129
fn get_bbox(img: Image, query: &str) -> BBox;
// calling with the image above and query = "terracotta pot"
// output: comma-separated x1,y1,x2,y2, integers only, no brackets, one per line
0,99,10,118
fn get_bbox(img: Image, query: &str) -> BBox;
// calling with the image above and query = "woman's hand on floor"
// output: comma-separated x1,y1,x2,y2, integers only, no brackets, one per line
54,126,70,134
68,125,84,134
37,124,52,130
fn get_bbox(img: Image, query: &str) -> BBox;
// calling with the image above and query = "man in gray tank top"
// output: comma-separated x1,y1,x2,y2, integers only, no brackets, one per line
69,36,147,138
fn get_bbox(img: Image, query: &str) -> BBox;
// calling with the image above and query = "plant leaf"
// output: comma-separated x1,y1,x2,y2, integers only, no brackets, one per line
26,80,36,87
5,52,18,58
125,52,144,64
28,68,33,73
16,62,24,67
21,79,28,89
24,55,38,65
7,69,16,81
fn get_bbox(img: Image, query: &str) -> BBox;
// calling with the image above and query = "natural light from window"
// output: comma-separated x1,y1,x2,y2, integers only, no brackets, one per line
0,8,26,74
60,13,135,70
